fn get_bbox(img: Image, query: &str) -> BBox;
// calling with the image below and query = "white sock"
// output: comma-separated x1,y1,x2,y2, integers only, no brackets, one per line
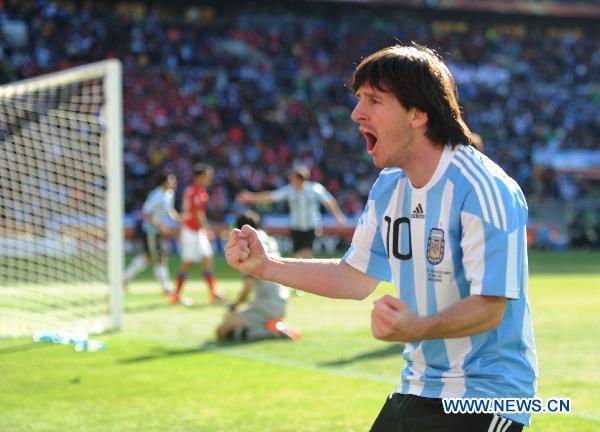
124,254,147,282
154,264,171,292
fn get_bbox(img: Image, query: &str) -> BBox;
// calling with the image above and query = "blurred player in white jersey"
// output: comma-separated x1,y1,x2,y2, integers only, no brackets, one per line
171,163,223,305
216,210,299,341
237,165,347,258
225,44,535,431
124,173,178,294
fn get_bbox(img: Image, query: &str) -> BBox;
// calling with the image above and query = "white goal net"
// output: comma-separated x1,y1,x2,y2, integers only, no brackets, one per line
0,60,123,338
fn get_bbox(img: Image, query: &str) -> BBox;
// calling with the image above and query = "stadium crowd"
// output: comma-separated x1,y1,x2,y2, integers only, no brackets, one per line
1,0,598,245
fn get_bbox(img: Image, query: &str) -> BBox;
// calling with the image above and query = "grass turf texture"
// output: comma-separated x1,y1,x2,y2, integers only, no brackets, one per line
0,251,598,431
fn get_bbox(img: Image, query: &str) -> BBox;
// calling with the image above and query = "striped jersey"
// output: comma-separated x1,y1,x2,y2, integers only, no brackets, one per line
142,187,175,234
270,181,334,231
343,145,537,426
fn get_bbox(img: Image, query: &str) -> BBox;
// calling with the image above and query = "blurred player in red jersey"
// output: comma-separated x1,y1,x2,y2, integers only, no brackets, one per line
170,164,224,305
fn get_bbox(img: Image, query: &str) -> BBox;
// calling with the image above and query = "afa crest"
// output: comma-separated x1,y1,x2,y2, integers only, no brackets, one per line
427,228,445,265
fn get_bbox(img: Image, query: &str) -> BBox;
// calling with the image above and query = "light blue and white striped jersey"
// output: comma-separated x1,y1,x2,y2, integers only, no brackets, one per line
343,145,537,426
270,182,334,231
142,187,175,234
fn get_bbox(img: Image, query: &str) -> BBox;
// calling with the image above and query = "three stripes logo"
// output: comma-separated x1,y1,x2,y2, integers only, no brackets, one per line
411,203,425,219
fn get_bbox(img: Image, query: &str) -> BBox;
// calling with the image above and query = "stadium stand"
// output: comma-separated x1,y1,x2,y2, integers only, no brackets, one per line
1,0,598,248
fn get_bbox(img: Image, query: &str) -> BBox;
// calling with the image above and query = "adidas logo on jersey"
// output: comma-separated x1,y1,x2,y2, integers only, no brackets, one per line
411,203,425,219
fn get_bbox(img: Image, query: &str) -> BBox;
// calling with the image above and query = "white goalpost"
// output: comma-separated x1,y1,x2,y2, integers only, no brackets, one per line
0,60,124,338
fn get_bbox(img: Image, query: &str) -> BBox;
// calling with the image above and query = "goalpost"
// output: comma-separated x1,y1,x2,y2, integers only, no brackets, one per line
0,60,124,338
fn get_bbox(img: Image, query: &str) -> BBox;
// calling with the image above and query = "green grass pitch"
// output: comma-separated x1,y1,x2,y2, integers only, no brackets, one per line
0,251,598,431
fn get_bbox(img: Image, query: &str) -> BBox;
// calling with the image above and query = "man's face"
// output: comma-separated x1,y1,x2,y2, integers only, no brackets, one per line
351,84,414,169
288,174,303,189
196,172,213,188
166,175,177,190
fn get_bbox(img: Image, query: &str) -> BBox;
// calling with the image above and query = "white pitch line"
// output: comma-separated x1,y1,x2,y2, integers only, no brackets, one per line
212,345,399,384
572,413,600,421
132,335,600,423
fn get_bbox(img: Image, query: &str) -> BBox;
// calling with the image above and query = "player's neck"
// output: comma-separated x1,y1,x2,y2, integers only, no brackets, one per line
403,141,445,189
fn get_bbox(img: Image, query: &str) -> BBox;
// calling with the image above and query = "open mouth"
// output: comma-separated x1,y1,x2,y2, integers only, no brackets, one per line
361,130,378,153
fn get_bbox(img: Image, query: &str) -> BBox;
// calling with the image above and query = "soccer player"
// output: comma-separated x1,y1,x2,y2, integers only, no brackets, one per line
225,44,536,431
216,210,299,341
171,163,223,304
237,164,347,259
124,173,178,295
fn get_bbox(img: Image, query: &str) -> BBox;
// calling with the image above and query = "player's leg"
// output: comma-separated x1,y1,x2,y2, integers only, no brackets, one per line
262,300,301,340
147,232,171,295
264,318,302,341
290,229,316,295
291,229,316,258
294,247,313,259
123,252,149,286
153,259,172,295
171,260,194,304
170,227,199,303
290,230,302,256
201,255,223,302
237,308,276,340
240,301,300,340
198,229,224,302
216,311,244,341
123,222,149,287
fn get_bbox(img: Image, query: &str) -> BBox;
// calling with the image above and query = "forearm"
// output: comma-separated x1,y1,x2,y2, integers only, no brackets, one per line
261,258,375,300
234,282,252,306
420,295,506,340
245,191,274,204
326,200,346,223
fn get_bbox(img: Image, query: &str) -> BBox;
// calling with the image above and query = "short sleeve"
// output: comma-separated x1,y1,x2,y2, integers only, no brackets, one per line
269,185,291,202
343,199,391,282
312,182,334,203
460,189,526,299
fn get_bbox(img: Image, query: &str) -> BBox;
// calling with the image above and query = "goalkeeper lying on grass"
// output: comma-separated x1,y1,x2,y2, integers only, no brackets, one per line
216,210,300,341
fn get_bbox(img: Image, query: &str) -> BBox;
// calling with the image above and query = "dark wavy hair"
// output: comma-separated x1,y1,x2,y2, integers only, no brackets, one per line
156,172,175,187
193,163,213,177
235,210,261,230
352,44,472,147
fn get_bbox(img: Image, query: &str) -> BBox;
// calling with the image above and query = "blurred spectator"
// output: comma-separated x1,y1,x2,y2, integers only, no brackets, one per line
1,0,598,249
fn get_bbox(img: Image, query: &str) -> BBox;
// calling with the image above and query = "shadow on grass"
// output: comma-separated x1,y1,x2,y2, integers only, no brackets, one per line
118,347,204,364
118,339,274,364
318,344,404,367
124,300,214,314
0,341,60,356
124,301,173,314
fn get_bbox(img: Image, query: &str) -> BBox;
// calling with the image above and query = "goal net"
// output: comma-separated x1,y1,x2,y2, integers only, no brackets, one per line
0,60,123,338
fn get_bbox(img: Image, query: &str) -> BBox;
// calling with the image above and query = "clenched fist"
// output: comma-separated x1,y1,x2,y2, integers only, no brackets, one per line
225,225,268,277
371,295,426,343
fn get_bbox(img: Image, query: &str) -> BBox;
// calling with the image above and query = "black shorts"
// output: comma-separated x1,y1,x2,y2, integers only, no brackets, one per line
290,229,315,252
143,231,167,262
370,394,524,432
